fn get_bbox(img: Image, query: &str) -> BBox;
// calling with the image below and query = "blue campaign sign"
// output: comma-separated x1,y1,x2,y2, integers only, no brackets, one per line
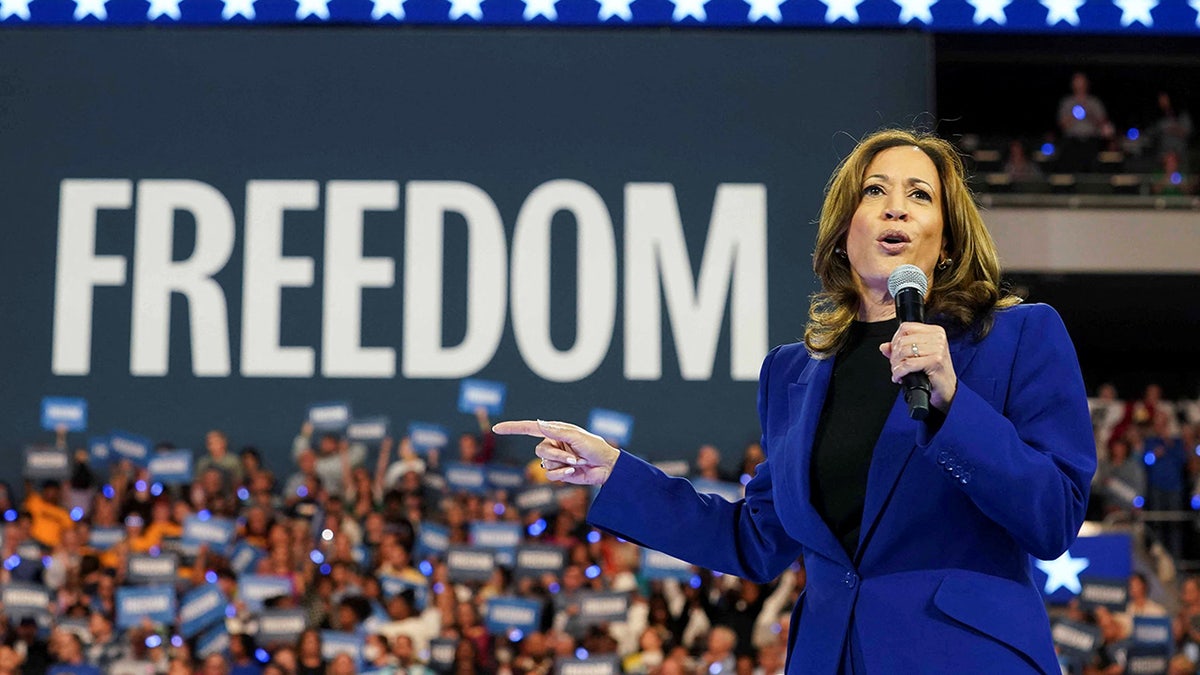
514,485,558,514
258,609,309,645
2,582,51,619
346,416,390,442
179,584,228,638
429,639,459,671
1033,533,1132,604
484,596,541,636
470,521,522,567
48,665,101,675
87,436,110,467
308,402,352,431
89,527,124,551
641,549,694,581
486,464,526,490
24,446,70,480
41,396,87,431
196,622,230,658
1132,616,1173,646
320,631,363,662
557,656,620,675
1078,577,1128,611
444,462,488,494
575,591,631,625
458,379,507,416
416,523,450,559
1051,619,1102,661
515,544,567,579
125,552,179,585
380,576,429,610
239,575,294,612
182,515,237,554
1127,644,1171,675
446,546,497,583
587,408,633,447
408,422,450,453
115,585,176,629
690,478,744,503
148,450,194,485
108,430,152,466
229,542,265,576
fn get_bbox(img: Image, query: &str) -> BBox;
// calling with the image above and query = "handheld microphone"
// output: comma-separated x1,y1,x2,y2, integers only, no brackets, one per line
887,264,931,421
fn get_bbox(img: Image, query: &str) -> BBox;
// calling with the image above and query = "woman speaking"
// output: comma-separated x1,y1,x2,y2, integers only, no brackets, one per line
495,129,1096,674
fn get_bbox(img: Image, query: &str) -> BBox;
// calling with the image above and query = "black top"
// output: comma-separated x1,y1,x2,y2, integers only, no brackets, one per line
810,318,901,559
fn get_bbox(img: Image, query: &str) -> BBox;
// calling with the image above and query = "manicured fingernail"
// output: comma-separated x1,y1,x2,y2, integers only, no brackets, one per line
566,457,579,465
564,467,575,476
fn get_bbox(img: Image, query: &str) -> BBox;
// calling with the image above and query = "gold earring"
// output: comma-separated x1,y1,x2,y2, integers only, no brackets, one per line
937,257,953,271
834,248,848,258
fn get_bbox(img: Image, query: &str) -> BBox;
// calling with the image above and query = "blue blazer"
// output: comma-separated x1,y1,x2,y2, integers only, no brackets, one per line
587,303,1096,674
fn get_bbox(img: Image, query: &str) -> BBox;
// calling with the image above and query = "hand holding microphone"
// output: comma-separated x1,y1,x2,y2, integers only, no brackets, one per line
880,264,958,419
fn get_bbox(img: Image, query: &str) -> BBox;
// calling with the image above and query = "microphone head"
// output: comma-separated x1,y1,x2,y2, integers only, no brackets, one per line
887,264,928,298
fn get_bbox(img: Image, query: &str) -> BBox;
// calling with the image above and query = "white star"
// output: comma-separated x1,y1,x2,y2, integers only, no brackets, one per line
597,0,632,20
1035,551,1090,595
964,0,1009,23
1113,0,1154,25
221,0,255,19
1190,0,1200,26
1039,0,1082,24
746,0,782,21
816,0,862,22
448,0,482,19
147,0,181,19
296,0,328,19
0,0,32,20
669,0,708,21
73,0,107,19
371,0,404,18
893,0,934,23
522,0,556,19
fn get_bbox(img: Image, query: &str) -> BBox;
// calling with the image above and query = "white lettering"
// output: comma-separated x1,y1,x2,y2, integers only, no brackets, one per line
490,606,535,624
1052,624,1096,651
447,468,484,487
517,551,563,568
448,551,493,570
150,457,190,475
581,597,627,616
46,404,84,420
180,591,220,622
27,453,68,470
261,615,306,634
4,589,50,606
122,595,171,614
561,663,614,675
110,437,147,459
474,529,519,547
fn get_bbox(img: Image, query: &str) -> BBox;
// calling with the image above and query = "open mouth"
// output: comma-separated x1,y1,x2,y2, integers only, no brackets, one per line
878,230,911,245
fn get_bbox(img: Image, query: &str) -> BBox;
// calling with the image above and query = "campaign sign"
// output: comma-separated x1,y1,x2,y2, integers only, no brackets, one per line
587,409,633,447
556,656,621,675
257,609,308,645
239,575,293,612
690,478,744,503
229,542,265,576
1132,616,1173,646
1106,476,1140,506
416,523,450,559
444,462,488,495
380,576,429,610
116,585,176,629
653,460,690,477
148,450,194,485
196,622,230,658
514,485,558,514
446,546,496,583
1051,619,1102,661
515,545,566,580
2,582,52,619
179,584,227,638
471,522,522,567
308,402,352,431
1125,643,1170,675
24,446,70,480
458,379,507,416
428,638,459,672
109,430,152,466
641,549,694,581
41,396,87,432
346,416,390,442
182,515,237,555
320,631,363,662
88,436,111,467
48,664,100,675
89,527,124,551
484,596,541,636
409,423,450,453
575,591,631,625
1033,533,1132,605
126,552,179,585
1078,577,1129,611
486,464,526,490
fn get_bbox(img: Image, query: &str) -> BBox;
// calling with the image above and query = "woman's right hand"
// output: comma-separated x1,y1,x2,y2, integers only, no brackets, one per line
492,420,619,486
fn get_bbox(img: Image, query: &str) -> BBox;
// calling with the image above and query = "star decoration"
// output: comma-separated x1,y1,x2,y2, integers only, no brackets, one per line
669,0,708,21
964,0,1009,23
1035,551,1090,595
816,0,863,22
221,0,255,19
370,0,404,18
0,0,31,19
522,0,557,19
1040,0,1083,24
746,0,783,22
1113,0,1155,25
894,0,935,23
448,0,482,19
73,0,107,19
296,0,329,19
146,0,181,19
1191,0,1200,26
597,0,632,20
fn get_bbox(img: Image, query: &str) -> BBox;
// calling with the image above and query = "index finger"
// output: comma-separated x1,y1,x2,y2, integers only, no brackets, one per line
492,420,547,438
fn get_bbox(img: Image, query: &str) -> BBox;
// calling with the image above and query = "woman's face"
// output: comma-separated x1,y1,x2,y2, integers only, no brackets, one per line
844,146,946,302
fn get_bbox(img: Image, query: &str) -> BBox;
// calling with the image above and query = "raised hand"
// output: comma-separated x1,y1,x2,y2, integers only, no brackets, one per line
492,420,619,486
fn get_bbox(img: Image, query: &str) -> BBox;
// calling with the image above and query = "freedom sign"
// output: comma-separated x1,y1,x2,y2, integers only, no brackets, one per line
484,596,541,636
179,585,228,638
40,396,87,431
116,585,176,628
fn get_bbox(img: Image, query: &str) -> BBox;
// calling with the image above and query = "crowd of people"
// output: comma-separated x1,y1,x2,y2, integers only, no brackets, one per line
3,380,1200,674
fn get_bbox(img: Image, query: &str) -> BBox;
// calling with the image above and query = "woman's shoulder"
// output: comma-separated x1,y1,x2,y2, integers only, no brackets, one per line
986,301,1069,339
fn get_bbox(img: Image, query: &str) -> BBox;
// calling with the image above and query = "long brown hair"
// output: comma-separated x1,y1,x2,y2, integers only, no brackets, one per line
804,129,1019,357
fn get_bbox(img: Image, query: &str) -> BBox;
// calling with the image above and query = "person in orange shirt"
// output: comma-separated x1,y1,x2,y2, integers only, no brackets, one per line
136,498,183,551
24,481,73,549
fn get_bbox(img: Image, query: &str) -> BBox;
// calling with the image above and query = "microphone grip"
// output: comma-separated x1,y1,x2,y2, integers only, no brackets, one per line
902,372,931,421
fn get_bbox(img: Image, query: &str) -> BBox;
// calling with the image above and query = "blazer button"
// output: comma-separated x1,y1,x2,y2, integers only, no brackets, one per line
960,471,972,485
843,571,858,588
937,451,949,465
